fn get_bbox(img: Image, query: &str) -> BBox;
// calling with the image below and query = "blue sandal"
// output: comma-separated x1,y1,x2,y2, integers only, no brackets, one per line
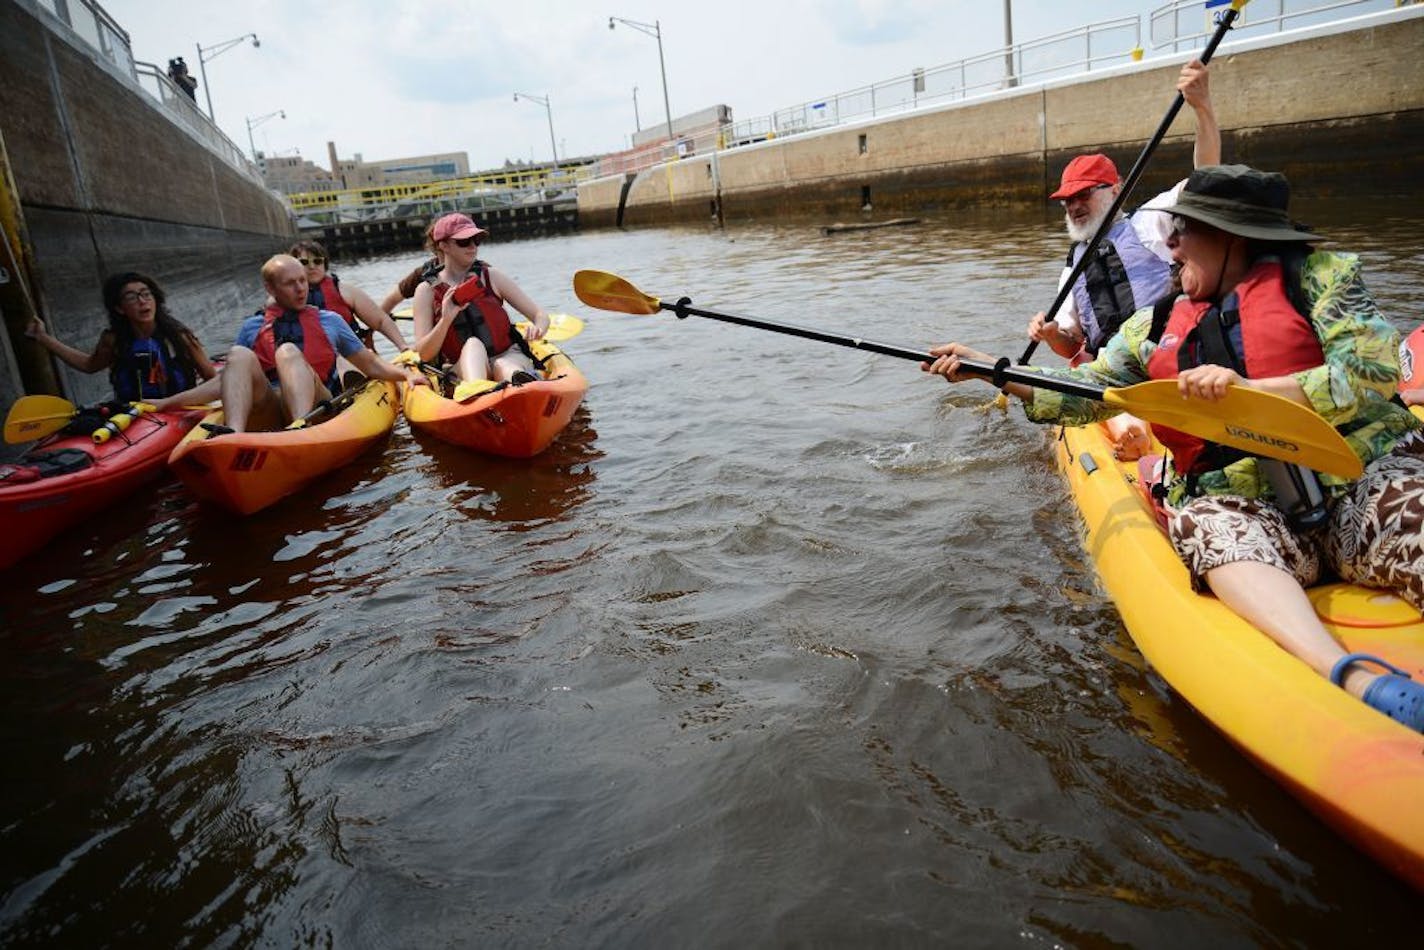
1329,652,1424,733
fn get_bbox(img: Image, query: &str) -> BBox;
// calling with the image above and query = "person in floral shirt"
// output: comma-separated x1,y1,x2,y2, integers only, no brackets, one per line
925,165,1424,733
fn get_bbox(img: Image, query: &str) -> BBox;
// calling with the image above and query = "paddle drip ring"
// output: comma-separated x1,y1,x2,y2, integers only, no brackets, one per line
991,356,1010,389
673,297,692,320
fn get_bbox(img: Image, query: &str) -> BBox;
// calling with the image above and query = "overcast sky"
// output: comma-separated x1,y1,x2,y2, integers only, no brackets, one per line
106,0,1188,172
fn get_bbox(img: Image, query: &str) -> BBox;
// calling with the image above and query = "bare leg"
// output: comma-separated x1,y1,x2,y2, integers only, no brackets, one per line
456,338,491,382
273,343,331,419
1205,560,1381,698
491,349,536,382
219,346,279,433
147,374,222,411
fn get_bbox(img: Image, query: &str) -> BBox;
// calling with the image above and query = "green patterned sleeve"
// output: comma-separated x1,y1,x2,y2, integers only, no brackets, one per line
1293,252,1401,422
1022,308,1156,425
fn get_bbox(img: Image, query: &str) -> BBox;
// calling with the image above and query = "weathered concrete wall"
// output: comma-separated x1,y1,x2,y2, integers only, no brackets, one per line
0,0,297,409
583,8,1424,228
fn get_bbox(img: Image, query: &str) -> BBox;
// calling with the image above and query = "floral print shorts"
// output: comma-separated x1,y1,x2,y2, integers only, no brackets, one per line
1167,432,1424,610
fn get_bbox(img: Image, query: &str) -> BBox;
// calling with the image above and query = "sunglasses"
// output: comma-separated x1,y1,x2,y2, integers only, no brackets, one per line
297,257,327,268
119,289,154,304
1169,214,1193,238
1059,182,1112,208
449,236,478,248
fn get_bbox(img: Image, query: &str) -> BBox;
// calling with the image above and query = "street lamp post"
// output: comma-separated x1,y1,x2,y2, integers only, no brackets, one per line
196,32,259,122
245,109,286,162
608,16,673,144
632,84,640,131
513,92,559,168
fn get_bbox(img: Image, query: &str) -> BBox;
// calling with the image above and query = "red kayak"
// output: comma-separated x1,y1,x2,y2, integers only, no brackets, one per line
0,408,201,569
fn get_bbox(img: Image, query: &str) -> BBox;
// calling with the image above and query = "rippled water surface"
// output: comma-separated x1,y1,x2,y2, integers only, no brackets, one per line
2,198,1420,945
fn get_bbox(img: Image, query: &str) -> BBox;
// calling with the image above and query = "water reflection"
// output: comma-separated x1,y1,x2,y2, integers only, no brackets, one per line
409,406,601,525
2,205,1421,945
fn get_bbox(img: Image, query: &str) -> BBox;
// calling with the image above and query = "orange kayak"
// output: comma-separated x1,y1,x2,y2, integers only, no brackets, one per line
168,378,398,515
0,408,201,569
402,337,587,457
1056,420,1424,890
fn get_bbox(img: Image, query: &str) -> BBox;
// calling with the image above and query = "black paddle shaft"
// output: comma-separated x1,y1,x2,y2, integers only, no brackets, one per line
1018,3,1242,366
661,297,1109,401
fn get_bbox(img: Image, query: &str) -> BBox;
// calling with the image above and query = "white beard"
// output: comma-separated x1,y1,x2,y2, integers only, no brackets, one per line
1065,205,1116,244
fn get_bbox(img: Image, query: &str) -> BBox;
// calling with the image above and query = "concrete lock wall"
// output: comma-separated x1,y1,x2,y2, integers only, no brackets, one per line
0,0,297,409
582,9,1424,227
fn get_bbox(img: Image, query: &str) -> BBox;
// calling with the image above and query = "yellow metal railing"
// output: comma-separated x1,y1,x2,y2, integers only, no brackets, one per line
286,165,594,212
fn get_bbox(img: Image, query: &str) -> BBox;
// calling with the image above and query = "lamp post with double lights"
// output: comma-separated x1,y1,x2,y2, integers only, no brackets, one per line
608,16,673,144
245,109,285,162
196,32,259,122
513,92,560,169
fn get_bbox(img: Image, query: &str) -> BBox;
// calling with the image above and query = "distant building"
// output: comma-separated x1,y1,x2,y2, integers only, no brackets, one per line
631,104,732,148
326,142,470,189
258,153,339,196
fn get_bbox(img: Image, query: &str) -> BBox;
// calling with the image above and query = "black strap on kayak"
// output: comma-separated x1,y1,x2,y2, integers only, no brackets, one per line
508,326,550,371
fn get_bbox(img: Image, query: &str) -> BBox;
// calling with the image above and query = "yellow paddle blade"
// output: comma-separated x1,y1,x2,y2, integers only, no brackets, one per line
4,394,78,444
1103,380,1363,480
540,312,584,342
572,269,661,315
393,302,413,319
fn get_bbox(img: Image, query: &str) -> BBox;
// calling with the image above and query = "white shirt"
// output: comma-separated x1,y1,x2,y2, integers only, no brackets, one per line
1053,180,1185,335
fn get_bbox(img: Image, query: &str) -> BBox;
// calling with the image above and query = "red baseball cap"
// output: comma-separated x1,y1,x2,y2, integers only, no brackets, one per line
1049,153,1121,200
431,213,489,243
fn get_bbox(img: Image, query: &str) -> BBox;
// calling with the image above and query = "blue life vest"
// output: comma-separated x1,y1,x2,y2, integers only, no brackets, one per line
111,333,190,401
1068,216,1172,353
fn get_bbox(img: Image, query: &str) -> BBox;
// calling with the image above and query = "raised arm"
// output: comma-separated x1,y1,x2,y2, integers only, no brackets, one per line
1178,59,1220,169
27,317,114,374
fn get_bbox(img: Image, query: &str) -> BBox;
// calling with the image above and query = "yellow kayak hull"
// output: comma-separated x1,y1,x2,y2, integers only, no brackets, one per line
403,338,587,458
1055,421,1424,890
169,379,398,515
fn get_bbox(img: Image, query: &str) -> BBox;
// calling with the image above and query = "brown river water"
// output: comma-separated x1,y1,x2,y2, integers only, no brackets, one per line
2,198,1421,945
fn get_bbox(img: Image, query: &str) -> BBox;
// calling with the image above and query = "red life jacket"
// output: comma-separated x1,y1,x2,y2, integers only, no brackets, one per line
310,273,374,348
250,304,339,390
310,274,353,324
1145,260,1324,475
431,262,513,364
1399,324,1424,393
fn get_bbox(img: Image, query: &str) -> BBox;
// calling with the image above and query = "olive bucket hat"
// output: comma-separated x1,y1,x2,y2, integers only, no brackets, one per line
1160,164,1323,242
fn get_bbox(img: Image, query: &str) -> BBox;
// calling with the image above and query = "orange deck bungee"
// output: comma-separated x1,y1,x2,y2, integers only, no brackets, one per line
1055,420,1424,890
168,378,398,515
401,337,586,458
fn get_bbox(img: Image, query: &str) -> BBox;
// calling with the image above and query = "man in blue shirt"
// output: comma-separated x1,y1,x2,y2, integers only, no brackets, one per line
214,254,425,433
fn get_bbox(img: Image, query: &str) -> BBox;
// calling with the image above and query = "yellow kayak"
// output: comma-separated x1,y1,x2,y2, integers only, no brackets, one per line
402,336,587,458
1055,420,1424,890
169,378,399,515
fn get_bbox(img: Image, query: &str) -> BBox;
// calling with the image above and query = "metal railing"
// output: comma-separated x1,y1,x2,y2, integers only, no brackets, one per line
741,16,1141,144
1149,0,1403,52
285,165,596,225
590,0,1406,180
30,0,264,186
132,62,261,181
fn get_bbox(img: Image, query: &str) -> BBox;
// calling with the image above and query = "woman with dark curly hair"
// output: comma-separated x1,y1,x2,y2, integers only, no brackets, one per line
27,272,217,402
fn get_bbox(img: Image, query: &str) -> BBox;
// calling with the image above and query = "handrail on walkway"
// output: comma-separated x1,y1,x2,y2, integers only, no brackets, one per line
32,0,264,186
591,0,1402,180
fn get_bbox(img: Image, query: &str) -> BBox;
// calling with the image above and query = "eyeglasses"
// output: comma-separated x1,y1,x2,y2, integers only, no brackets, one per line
297,257,327,268
119,289,154,304
1169,215,1193,238
1059,183,1112,208
449,236,478,248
